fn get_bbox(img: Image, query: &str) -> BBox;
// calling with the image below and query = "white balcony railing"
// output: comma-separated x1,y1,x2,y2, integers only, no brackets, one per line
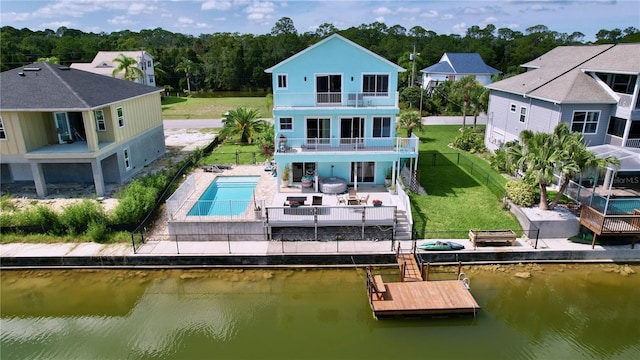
625,138,640,148
275,136,418,155
273,91,399,108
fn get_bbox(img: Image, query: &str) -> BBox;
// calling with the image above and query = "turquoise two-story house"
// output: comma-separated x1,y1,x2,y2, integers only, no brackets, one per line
266,34,418,192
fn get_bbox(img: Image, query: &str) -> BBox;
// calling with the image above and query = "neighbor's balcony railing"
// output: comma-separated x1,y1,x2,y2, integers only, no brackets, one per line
273,91,399,108
625,138,640,148
274,136,418,155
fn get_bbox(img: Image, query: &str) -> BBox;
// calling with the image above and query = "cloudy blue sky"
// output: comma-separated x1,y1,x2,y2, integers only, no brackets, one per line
1,0,638,41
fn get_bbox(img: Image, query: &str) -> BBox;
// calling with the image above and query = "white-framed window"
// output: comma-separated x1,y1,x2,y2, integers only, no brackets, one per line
510,104,517,113
373,116,391,137
571,110,600,134
94,110,106,131
0,116,6,140
123,148,131,170
277,74,288,89
279,117,293,131
147,60,152,68
362,74,389,96
148,75,155,84
519,106,527,123
116,106,125,127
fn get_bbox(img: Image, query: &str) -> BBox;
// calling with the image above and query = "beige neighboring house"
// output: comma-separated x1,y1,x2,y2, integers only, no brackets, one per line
0,62,166,197
70,51,156,86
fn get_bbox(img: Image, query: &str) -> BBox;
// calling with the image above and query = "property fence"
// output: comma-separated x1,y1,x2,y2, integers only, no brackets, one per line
422,151,506,199
561,178,640,215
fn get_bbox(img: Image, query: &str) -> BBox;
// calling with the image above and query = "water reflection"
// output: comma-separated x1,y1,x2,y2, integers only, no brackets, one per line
1,265,639,360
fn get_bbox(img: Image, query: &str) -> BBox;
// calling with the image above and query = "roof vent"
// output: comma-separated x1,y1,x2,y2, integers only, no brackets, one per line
23,67,41,71
58,66,70,70
18,72,25,76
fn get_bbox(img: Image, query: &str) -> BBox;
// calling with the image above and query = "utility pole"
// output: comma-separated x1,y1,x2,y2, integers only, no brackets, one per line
410,45,416,87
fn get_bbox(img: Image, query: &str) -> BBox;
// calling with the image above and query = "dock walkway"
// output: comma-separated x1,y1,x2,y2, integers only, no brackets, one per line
367,245,480,318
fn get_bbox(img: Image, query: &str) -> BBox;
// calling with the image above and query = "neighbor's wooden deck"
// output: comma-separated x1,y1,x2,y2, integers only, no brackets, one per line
367,248,480,318
579,206,640,248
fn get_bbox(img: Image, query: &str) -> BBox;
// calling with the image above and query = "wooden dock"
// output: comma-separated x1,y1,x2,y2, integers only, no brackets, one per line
366,245,480,318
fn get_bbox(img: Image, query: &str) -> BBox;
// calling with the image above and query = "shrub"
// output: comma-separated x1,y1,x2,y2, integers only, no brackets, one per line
452,128,486,153
490,140,519,173
59,199,105,235
86,220,108,243
505,180,535,207
111,173,166,224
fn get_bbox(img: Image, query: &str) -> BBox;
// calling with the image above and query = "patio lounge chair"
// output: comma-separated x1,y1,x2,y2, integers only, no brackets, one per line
337,196,346,205
202,164,223,173
359,194,370,205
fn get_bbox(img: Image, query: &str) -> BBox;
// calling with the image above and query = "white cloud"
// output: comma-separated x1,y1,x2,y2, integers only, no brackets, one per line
482,16,498,25
202,1,233,11
108,16,134,26
375,16,385,23
0,12,31,22
373,7,392,16
452,22,467,33
420,10,438,18
243,1,275,23
396,7,420,14
42,20,74,28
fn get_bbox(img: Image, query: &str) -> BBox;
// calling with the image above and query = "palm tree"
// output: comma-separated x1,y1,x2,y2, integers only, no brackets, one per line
471,87,489,129
509,123,619,210
398,110,421,137
451,76,483,130
111,53,143,82
219,107,266,144
547,125,619,210
175,58,195,95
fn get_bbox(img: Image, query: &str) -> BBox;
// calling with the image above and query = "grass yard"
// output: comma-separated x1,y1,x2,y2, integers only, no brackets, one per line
201,143,269,166
410,125,521,238
161,96,272,120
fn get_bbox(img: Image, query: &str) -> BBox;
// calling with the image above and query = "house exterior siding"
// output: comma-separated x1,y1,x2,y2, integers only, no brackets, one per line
484,43,640,174
266,34,416,190
0,62,166,197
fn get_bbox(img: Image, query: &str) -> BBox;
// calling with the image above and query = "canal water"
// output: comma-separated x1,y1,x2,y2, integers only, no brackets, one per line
2,264,639,360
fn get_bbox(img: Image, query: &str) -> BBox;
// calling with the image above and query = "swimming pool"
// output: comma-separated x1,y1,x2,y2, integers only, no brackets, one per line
187,176,259,216
590,195,640,214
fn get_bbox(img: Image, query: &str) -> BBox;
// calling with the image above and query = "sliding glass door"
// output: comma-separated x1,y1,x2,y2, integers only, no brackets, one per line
316,74,342,104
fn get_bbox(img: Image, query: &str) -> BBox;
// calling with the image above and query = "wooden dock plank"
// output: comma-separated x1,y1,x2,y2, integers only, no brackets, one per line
370,280,480,316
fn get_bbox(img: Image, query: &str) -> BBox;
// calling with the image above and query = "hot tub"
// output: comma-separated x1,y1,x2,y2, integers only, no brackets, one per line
320,177,347,194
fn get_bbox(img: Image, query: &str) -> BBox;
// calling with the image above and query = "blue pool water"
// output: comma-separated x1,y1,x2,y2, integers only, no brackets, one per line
187,176,259,216
590,196,640,214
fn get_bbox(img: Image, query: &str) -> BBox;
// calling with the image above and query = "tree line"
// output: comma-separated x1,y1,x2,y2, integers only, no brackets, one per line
1,18,638,93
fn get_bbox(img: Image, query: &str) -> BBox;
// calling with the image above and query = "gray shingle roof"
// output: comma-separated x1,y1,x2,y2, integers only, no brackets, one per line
421,53,500,75
487,43,640,104
0,62,162,111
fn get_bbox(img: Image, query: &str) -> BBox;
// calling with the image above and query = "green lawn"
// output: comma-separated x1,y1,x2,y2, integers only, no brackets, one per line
410,125,521,238
161,96,272,120
201,143,269,166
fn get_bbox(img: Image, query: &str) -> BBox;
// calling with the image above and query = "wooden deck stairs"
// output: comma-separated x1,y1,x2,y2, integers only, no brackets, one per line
394,209,412,240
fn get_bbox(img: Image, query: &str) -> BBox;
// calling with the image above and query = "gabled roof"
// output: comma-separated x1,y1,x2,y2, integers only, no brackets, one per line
265,33,405,73
421,53,500,75
486,44,640,104
70,51,153,78
0,62,162,111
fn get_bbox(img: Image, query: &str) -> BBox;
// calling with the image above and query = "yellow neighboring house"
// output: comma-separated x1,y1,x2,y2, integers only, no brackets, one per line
0,62,166,197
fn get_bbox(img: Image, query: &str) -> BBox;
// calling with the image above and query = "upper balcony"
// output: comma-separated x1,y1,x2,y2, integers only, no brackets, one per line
274,135,419,156
273,91,399,109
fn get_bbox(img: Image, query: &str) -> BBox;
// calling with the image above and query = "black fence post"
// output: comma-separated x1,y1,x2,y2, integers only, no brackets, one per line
235,150,240,165
131,233,137,254
175,234,180,254
534,228,540,249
